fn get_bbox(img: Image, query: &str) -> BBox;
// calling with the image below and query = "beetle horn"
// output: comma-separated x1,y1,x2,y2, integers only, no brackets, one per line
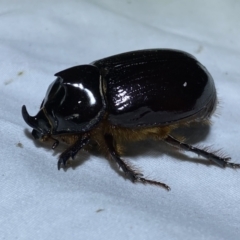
22,105,39,129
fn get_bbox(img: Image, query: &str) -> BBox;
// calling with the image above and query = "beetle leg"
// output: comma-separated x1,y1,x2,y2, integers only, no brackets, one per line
104,134,170,190
51,137,59,149
58,134,90,170
164,135,240,168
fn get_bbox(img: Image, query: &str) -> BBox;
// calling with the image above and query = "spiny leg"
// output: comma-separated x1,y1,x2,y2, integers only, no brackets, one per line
58,134,90,170
104,134,170,190
164,135,240,168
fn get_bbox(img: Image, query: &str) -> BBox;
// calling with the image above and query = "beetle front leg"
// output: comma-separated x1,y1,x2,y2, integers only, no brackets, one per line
104,134,170,190
164,135,240,168
58,134,90,170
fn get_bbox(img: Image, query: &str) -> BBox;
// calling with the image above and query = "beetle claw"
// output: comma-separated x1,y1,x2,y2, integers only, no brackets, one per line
57,156,70,170
57,135,90,170
57,159,61,170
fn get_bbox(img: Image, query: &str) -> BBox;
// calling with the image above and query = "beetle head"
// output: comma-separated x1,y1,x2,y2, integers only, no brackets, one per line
22,65,106,139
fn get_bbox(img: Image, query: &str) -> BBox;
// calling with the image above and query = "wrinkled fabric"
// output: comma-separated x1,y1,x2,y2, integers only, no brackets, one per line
1,1,240,239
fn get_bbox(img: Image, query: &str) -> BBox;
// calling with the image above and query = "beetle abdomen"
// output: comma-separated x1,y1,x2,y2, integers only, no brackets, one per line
93,49,216,128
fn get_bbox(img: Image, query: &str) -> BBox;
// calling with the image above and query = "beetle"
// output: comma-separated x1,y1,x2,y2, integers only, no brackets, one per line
22,49,240,190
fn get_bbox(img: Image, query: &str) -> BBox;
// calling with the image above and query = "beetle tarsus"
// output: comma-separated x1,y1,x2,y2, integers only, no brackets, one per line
164,135,240,168
138,178,171,191
224,162,240,169
104,134,170,190
57,134,90,170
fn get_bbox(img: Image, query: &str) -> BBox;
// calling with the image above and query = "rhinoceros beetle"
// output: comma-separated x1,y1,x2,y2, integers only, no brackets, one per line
22,49,240,190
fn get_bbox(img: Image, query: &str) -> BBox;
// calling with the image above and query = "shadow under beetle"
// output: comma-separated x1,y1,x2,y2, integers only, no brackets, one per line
22,49,240,190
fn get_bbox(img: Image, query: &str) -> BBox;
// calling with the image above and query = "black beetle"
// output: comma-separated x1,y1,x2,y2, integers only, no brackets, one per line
22,49,240,190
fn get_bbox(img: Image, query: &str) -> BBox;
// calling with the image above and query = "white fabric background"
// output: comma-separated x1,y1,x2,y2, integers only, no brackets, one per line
1,1,240,239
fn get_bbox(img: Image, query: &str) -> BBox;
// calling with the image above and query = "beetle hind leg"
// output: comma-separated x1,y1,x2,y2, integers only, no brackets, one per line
58,134,90,170
164,135,240,168
104,134,170,190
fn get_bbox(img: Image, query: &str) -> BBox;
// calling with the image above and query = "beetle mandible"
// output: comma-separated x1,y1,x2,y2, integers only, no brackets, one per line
22,49,240,190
